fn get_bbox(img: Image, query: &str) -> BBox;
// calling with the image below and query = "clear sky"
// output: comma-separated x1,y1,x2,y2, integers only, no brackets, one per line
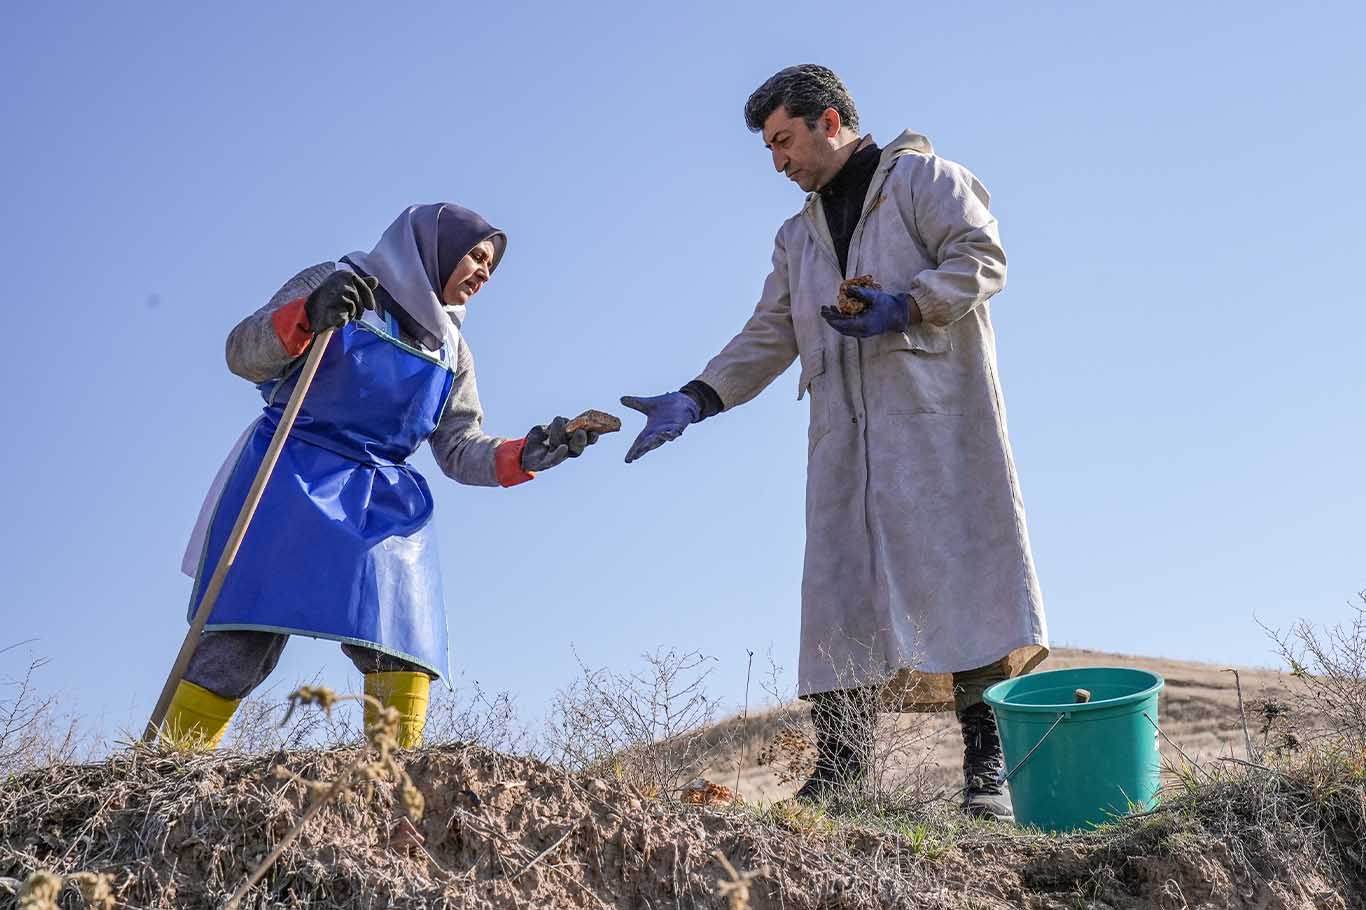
2,2,1362,745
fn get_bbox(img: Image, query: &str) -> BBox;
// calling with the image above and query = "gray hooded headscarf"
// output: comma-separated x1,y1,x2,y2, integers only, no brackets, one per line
342,203,507,350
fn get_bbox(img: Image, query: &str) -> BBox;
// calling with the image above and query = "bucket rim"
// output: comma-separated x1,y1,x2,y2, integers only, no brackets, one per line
982,666,1164,714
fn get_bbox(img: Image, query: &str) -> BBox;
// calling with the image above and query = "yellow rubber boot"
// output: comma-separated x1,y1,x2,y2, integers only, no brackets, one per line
364,671,431,749
160,680,239,750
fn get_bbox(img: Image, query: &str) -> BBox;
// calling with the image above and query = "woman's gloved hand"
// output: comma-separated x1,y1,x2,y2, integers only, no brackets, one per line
305,272,379,332
521,416,600,472
620,392,702,463
820,287,914,338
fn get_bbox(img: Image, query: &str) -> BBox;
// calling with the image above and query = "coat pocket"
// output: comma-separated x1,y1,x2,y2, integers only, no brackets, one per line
796,347,832,450
871,322,952,357
872,325,964,416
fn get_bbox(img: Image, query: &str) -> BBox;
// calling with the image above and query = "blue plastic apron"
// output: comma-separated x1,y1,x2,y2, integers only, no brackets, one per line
187,314,455,678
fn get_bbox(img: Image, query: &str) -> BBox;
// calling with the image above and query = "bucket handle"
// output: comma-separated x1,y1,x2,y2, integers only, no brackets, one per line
1001,712,1067,785
1142,711,1211,780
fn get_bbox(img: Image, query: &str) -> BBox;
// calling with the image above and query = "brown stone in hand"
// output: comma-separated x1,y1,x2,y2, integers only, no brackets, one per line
565,409,622,436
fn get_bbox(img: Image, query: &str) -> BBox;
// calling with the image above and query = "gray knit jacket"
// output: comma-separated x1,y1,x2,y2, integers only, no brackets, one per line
224,262,508,486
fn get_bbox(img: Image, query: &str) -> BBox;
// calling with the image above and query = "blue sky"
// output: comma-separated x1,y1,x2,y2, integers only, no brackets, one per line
1,1,1362,744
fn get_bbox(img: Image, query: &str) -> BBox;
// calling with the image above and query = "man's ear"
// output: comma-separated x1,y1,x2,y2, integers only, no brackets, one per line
822,107,842,138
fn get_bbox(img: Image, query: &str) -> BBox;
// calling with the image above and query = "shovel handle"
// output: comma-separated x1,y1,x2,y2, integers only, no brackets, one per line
142,327,337,742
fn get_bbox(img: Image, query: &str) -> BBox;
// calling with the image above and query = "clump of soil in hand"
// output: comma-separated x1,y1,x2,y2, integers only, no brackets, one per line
837,275,881,315
565,409,622,435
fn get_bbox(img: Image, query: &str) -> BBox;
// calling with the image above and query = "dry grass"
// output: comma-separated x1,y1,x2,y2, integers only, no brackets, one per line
225,675,354,753
740,646,945,815
3,723,1363,908
225,674,528,756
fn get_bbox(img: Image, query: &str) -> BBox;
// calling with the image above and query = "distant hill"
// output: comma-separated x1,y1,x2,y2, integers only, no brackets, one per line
699,647,1301,802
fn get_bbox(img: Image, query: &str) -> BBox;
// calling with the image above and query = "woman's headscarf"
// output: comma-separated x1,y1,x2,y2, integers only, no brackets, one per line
341,203,507,350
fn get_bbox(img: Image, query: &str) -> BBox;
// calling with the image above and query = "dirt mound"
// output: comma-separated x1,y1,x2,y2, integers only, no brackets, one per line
1,741,1357,909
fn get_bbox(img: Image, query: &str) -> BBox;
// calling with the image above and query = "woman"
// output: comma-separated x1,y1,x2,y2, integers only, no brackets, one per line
166,203,598,749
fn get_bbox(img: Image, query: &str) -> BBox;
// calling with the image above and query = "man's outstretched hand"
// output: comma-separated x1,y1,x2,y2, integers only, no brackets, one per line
621,392,701,463
820,287,917,338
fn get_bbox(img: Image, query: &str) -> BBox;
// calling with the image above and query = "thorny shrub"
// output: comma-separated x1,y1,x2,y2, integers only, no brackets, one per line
1265,591,1366,758
0,643,93,776
543,647,720,798
424,679,529,753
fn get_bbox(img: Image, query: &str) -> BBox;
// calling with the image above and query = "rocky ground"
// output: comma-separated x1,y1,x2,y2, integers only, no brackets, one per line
1,648,1360,909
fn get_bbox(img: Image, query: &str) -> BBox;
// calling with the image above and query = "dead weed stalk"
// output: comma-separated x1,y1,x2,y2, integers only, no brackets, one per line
222,685,424,910
17,870,113,910
712,850,767,910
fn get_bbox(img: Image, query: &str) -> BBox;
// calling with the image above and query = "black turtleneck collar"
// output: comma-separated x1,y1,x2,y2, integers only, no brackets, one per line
819,139,881,203
817,138,882,275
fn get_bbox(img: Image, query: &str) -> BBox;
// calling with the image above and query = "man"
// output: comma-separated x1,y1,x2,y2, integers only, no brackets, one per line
621,65,1047,820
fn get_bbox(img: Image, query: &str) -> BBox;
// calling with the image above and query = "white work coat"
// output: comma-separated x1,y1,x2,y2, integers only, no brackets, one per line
697,130,1048,707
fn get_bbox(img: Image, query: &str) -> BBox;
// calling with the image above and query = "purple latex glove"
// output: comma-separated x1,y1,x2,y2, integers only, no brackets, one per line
621,392,701,463
820,287,913,338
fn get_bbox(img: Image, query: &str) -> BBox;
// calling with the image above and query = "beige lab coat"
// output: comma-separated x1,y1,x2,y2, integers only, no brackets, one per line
697,130,1048,708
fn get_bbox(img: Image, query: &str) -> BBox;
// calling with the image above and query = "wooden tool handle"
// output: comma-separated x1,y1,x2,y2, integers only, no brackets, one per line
142,327,337,742
1074,688,1093,704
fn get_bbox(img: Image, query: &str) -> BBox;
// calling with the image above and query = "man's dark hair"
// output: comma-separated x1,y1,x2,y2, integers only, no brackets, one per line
744,64,860,134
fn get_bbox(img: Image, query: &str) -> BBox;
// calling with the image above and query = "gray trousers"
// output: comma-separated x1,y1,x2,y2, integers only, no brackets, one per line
183,630,428,700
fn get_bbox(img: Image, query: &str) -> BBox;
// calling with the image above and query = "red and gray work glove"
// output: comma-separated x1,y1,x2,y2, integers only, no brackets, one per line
305,272,379,332
521,416,600,472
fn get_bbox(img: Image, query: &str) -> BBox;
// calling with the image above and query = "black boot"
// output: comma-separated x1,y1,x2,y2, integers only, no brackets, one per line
794,689,875,803
958,702,1014,822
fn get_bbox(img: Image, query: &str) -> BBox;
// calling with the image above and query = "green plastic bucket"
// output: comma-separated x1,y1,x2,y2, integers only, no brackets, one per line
983,667,1164,832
